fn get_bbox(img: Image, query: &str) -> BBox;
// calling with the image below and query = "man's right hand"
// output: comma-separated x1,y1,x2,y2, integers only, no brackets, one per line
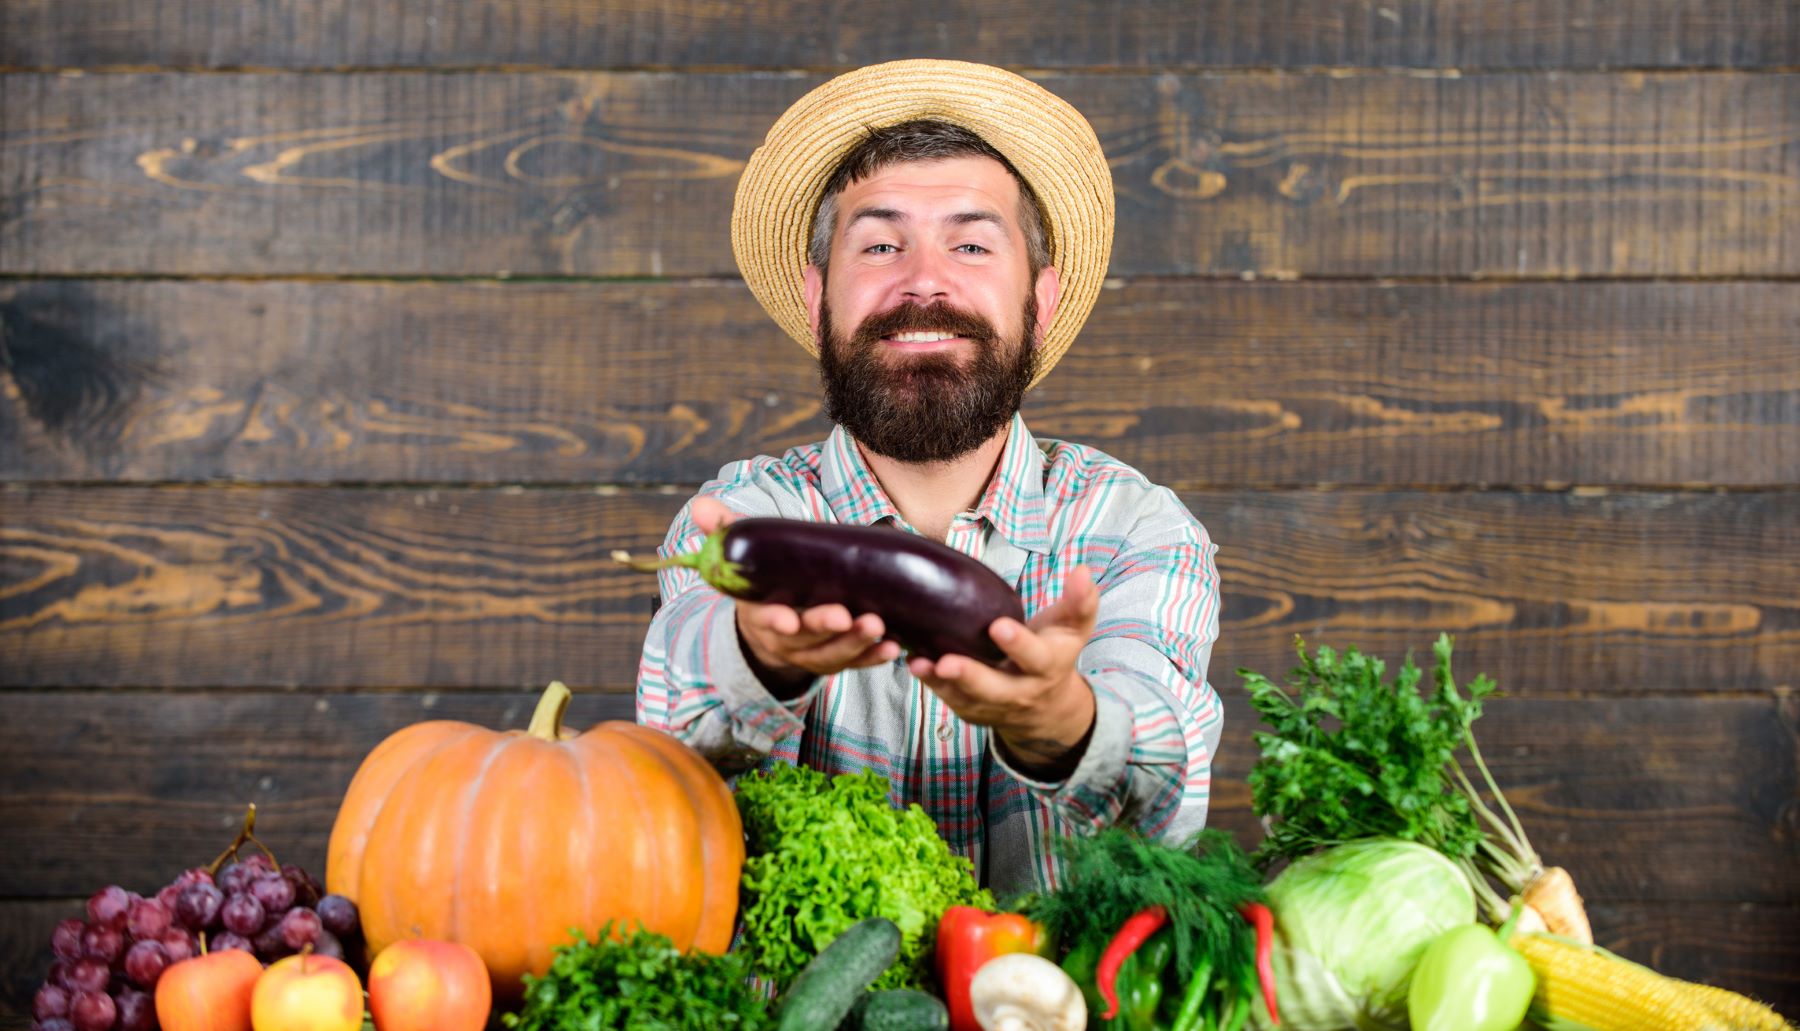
690,497,900,691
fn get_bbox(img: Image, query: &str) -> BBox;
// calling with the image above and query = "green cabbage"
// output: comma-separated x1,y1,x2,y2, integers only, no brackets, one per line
1252,839,1477,1031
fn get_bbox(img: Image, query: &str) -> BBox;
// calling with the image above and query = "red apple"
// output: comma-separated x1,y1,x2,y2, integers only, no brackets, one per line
155,949,262,1031
368,939,491,1031
250,951,363,1031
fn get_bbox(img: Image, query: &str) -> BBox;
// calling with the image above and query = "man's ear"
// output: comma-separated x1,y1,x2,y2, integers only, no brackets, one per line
803,264,825,337
1033,265,1062,342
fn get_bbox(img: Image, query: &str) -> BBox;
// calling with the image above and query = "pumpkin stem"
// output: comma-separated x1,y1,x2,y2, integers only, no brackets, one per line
528,681,574,741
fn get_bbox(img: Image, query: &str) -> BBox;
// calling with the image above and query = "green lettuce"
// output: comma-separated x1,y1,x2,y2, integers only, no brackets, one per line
734,762,994,992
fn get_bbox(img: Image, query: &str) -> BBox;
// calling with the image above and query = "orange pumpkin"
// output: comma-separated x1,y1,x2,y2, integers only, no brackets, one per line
325,681,743,1000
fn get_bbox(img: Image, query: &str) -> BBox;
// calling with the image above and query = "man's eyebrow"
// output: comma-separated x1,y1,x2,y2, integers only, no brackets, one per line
946,210,1007,231
843,207,1009,231
845,206,906,229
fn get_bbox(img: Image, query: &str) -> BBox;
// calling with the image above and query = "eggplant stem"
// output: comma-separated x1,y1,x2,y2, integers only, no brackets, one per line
610,549,692,573
611,529,750,595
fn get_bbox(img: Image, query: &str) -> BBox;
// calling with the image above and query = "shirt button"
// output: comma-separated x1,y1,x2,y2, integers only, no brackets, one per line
937,724,953,741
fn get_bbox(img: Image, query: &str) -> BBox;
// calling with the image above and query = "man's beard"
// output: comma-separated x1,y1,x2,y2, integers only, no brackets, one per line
817,294,1038,464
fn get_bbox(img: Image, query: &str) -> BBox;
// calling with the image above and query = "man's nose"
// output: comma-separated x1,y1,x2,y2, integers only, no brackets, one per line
896,248,954,305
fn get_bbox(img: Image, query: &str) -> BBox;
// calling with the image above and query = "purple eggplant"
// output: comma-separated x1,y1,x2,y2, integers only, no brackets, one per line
614,517,1024,663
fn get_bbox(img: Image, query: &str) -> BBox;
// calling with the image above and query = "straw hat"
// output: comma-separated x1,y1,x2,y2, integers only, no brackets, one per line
731,59,1115,388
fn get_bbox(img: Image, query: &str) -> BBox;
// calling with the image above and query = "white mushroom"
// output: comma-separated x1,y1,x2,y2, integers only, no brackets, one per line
969,952,1088,1031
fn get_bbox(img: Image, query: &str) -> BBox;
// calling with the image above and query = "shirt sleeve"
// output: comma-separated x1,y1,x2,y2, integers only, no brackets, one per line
989,486,1223,844
633,467,823,772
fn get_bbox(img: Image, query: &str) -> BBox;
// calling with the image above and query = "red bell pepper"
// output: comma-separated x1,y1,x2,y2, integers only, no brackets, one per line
936,906,1053,1031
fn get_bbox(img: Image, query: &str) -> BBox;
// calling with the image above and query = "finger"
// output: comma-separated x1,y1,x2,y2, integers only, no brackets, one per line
908,659,971,706
799,604,855,636
842,639,902,669
911,651,1018,707
689,496,738,535
927,654,1016,704
913,653,971,682
743,601,802,638
791,627,891,670
915,668,1019,730
988,617,1058,676
908,656,964,694
1030,565,1101,632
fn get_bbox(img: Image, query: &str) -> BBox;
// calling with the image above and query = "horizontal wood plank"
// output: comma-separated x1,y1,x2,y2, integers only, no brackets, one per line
5,71,1797,278
3,486,1795,691
4,279,1797,487
5,1,1797,71
0,690,1794,1017
1576,903,1800,1015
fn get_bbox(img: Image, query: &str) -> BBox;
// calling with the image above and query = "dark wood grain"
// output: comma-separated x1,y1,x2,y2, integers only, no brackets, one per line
5,279,1797,488
1577,902,1800,1013
6,71,1797,278
0,689,1793,1018
4,0,1796,71
3,486,1795,691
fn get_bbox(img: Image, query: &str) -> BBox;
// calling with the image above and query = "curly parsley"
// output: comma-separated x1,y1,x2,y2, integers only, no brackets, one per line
1240,633,1541,922
1243,634,1494,865
502,924,772,1031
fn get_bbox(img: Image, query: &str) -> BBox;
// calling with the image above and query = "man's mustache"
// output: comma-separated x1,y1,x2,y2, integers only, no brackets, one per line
850,302,998,347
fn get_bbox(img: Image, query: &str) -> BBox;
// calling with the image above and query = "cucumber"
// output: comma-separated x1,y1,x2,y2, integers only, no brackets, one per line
844,989,951,1031
777,917,903,1031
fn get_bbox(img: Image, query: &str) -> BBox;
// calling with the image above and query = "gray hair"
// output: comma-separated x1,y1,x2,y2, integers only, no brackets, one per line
807,120,1052,279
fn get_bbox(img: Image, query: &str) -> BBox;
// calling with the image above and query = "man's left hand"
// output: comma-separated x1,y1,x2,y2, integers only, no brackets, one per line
908,566,1100,780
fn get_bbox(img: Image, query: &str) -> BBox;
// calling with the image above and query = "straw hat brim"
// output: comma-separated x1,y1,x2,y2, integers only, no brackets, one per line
731,60,1115,389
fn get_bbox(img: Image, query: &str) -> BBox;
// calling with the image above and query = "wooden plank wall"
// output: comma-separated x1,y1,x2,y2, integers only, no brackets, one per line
3,2,1797,1021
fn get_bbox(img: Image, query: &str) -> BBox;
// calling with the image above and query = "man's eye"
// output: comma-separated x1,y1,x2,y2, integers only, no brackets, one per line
955,244,990,254
866,243,899,254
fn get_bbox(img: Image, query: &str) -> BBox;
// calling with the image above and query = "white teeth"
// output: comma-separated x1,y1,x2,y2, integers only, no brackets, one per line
891,331,957,342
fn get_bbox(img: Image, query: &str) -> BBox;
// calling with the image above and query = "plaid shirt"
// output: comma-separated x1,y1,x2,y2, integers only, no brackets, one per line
635,413,1222,898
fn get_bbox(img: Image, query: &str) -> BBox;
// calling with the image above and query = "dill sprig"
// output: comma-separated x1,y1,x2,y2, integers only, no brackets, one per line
1020,828,1263,985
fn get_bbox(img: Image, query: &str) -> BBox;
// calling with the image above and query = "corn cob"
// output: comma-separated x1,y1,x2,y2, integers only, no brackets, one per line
1509,931,1796,1031
1683,980,1796,1031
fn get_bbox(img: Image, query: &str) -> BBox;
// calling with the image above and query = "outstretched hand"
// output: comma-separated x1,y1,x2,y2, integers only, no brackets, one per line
908,565,1100,778
691,497,899,689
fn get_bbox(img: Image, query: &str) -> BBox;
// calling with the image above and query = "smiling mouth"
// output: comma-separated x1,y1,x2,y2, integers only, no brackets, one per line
883,330,967,349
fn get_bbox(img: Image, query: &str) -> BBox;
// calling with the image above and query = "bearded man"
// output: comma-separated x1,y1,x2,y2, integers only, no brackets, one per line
634,61,1222,894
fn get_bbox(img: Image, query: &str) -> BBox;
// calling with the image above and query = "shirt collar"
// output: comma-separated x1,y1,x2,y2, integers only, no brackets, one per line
819,413,1052,555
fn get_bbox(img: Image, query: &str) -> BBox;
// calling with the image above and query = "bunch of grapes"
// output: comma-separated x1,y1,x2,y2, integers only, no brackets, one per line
32,808,363,1031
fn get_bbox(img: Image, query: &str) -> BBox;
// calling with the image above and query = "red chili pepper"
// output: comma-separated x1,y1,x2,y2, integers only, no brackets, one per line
1239,901,1280,1025
1096,904,1169,1020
